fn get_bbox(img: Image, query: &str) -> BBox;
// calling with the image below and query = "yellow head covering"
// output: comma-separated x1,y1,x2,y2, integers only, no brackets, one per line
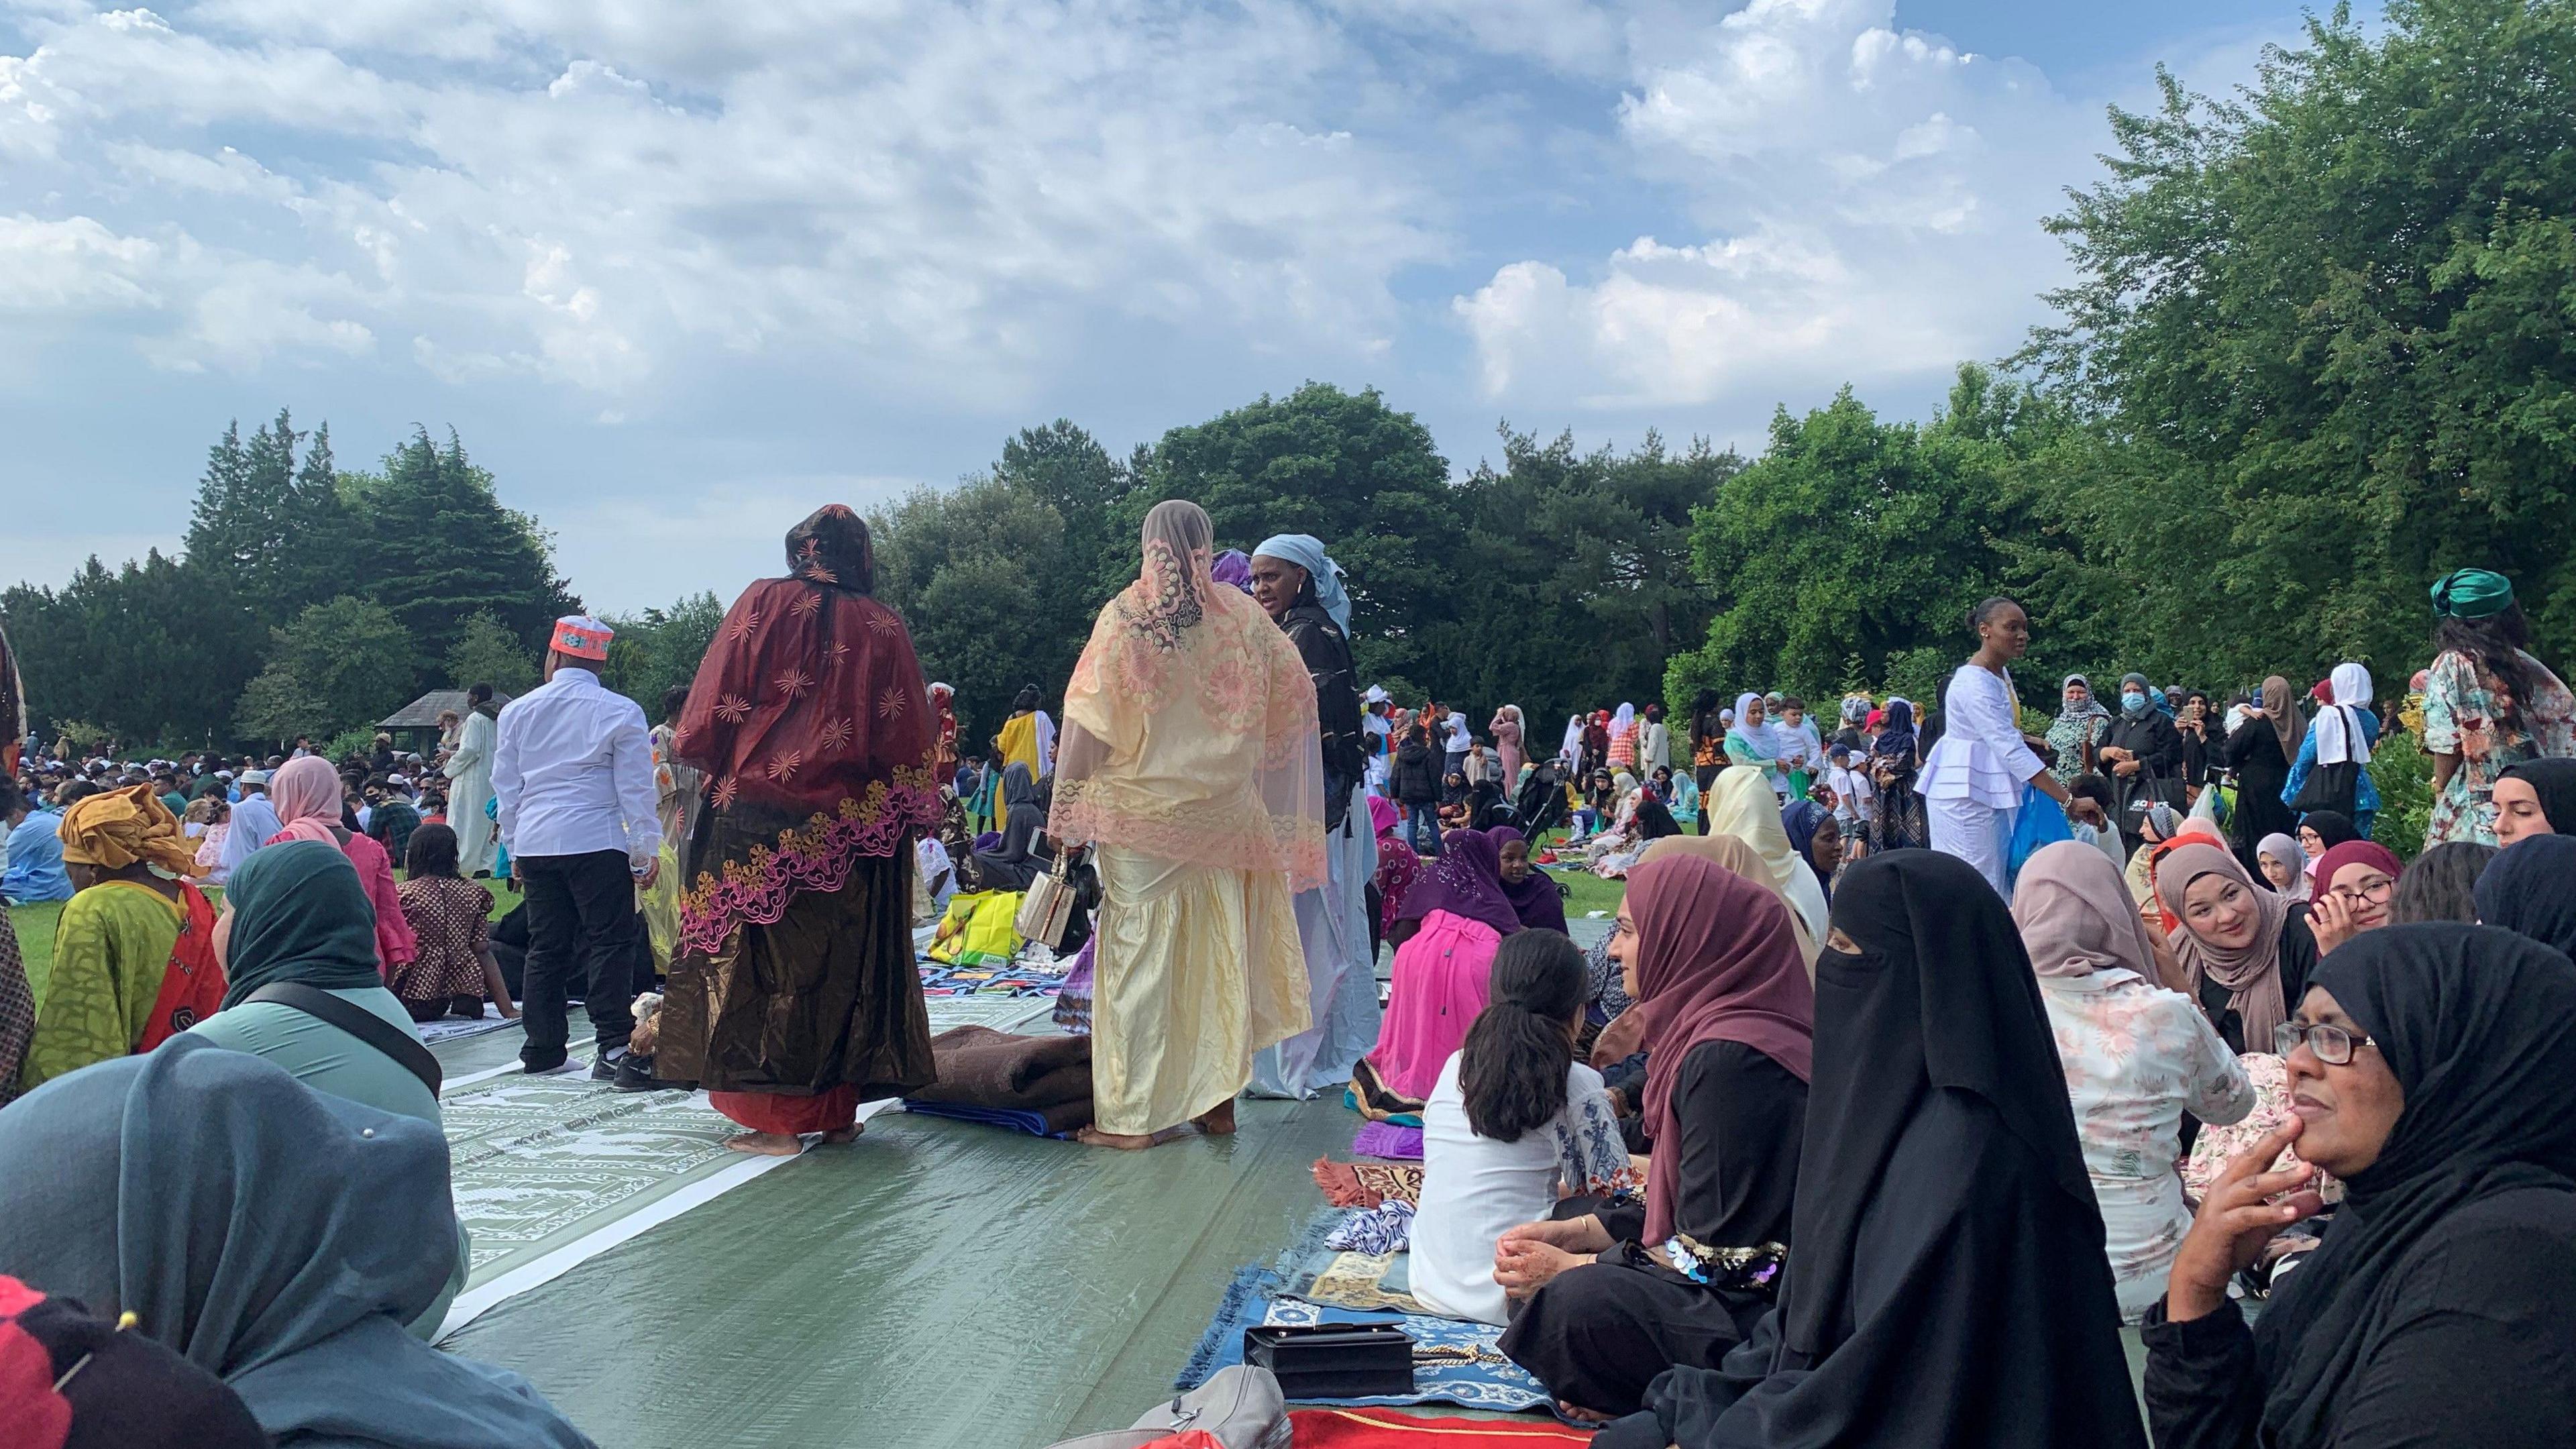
1701,767,1832,941
1638,833,1823,978
58,783,209,878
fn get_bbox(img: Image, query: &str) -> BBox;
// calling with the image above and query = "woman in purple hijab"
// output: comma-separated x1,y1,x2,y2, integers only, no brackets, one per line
1488,825,1570,935
1210,549,1255,595
1354,828,1523,1109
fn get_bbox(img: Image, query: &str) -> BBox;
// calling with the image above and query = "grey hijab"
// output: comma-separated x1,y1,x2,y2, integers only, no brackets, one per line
0,1037,594,1448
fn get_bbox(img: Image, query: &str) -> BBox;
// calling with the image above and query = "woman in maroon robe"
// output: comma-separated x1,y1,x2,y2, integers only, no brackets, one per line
657,505,945,1153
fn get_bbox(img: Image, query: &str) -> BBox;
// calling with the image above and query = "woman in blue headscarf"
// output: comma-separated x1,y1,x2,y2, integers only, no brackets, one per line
0,1037,594,1448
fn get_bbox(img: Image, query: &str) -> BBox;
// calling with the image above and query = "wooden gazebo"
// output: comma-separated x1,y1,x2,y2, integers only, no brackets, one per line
378,688,514,751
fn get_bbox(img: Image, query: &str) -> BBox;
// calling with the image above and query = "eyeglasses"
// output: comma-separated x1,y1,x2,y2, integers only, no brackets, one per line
2327,877,2396,907
2273,1020,2378,1066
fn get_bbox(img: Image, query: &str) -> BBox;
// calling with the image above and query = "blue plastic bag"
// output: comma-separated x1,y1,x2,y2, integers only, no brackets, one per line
2006,781,2074,889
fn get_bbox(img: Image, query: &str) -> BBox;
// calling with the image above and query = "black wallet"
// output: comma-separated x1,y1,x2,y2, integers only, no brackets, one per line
1241,1323,1415,1399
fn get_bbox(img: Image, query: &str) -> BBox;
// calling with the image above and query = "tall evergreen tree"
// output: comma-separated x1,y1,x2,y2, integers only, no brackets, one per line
356,428,579,690
180,421,255,584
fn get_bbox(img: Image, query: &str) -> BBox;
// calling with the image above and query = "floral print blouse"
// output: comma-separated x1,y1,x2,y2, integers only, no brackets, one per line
2420,646,2576,846
2038,968,2254,1320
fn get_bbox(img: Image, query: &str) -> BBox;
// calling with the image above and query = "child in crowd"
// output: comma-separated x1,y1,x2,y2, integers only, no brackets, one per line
1823,745,1872,854
1410,929,1638,1326
1776,696,1823,798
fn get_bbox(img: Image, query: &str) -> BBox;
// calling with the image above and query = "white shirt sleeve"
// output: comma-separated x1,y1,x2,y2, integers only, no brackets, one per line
610,701,662,869
490,708,523,849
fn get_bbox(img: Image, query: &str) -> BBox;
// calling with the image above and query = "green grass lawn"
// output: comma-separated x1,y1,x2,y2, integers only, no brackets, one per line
9,900,62,1004
1536,826,1625,924
1558,869,1624,922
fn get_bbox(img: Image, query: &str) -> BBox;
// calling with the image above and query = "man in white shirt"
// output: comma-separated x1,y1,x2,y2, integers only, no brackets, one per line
493,614,663,1082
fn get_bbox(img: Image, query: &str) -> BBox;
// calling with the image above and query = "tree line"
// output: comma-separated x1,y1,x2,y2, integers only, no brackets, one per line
6,1,2569,760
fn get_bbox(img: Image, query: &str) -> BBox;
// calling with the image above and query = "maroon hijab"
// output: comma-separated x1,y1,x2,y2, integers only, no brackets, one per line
1628,852,1817,1242
670,504,941,957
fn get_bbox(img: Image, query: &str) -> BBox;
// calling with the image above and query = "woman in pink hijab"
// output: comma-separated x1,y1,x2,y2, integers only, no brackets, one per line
264,755,415,975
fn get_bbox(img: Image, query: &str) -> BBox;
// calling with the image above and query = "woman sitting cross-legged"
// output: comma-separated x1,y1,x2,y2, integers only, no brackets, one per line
1352,828,1527,1114
1593,850,2147,1449
1493,850,1813,1421
1409,929,1640,1327
392,822,519,1023
2143,922,2576,1447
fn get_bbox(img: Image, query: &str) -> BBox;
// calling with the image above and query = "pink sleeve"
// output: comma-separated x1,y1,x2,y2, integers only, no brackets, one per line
350,835,417,970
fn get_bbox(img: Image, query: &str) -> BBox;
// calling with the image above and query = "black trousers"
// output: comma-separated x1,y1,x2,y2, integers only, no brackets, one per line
517,849,641,1067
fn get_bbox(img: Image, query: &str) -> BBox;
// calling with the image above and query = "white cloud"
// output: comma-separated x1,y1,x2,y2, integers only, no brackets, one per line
0,0,1448,391
0,0,2306,610
1455,0,2102,409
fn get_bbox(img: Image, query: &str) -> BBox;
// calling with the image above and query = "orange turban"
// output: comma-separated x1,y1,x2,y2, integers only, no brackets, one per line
57,784,209,879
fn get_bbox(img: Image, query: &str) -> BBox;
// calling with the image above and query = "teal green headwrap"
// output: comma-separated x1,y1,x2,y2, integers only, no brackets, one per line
2430,568,2515,620
220,839,384,1008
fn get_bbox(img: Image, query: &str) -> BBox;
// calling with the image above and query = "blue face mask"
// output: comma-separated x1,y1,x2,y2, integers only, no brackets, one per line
2121,692,2147,714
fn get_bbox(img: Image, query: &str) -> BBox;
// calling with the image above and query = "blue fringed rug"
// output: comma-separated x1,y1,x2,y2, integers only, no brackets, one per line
1177,1212,1550,1413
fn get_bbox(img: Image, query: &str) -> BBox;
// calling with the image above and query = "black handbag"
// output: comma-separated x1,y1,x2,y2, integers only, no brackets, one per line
2287,707,2363,817
2122,769,2189,830
1242,1324,1413,1400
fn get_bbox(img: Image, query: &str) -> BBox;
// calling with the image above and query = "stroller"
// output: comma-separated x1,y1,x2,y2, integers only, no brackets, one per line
1514,762,1568,839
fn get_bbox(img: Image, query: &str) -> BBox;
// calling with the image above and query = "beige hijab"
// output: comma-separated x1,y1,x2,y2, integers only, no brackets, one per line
1639,833,1822,979
2156,841,2294,1045
2012,840,2192,994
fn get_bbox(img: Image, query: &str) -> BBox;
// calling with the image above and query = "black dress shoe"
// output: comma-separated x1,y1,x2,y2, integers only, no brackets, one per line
607,1051,690,1092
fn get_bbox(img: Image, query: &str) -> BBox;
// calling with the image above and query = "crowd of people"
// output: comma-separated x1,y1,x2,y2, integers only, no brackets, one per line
5,508,2576,1446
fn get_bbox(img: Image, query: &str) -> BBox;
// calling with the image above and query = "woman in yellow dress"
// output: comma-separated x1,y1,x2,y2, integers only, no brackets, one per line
1049,500,1326,1147
990,684,1056,835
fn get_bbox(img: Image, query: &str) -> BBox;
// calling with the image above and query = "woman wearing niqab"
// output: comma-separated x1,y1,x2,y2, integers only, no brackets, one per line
1049,500,1324,1147
1594,850,2145,1449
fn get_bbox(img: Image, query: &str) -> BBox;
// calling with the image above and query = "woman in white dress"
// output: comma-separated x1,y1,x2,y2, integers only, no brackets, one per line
442,683,500,876
1919,597,2071,898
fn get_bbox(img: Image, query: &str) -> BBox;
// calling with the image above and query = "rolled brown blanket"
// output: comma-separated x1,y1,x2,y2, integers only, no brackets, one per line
908,1026,1094,1111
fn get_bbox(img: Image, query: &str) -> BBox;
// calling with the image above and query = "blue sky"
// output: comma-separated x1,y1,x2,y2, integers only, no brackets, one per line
0,0,2319,614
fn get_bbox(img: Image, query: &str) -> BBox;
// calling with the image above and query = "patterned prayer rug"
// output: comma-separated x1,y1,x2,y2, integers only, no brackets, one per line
441,1073,764,1279
1180,1208,1550,1413
1313,1158,1428,1209
417,1007,522,1046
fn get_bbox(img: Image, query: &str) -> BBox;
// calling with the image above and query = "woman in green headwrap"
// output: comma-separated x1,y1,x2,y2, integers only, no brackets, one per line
186,839,464,1338
2420,569,2576,847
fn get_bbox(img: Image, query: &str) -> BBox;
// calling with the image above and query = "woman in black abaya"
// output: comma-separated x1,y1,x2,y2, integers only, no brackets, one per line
1596,850,2145,1449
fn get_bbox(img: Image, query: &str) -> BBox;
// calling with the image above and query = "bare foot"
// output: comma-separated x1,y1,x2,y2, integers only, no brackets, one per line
818,1124,863,1145
723,1131,805,1156
1193,1099,1237,1136
1078,1126,1161,1150
1556,1401,1617,1425
498,1006,521,1020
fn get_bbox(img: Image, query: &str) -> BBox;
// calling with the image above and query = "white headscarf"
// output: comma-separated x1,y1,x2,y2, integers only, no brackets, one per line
1611,702,1635,735
1561,714,1585,763
1725,693,1773,758
2316,662,2375,765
